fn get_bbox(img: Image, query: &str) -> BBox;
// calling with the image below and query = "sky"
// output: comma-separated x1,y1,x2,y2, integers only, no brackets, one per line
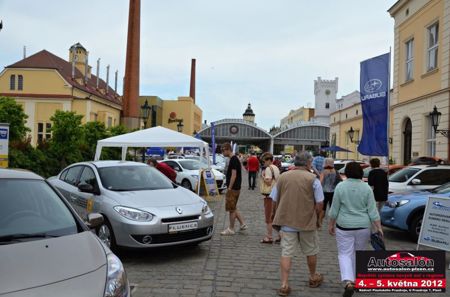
0,0,396,130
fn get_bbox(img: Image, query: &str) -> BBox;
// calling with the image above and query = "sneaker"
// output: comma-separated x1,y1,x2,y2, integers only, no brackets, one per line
240,224,248,231
220,228,235,236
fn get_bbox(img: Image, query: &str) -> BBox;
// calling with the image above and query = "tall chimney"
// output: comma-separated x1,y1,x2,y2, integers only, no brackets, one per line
189,58,196,103
122,0,141,129
106,65,110,94
84,51,89,84
96,58,100,89
114,70,118,93
23,46,26,59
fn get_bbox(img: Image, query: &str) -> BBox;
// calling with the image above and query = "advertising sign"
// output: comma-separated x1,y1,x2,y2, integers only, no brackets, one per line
284,145,294,154
356,250,446,293
418,196,450,251
0,124,9,168
202,169,218,197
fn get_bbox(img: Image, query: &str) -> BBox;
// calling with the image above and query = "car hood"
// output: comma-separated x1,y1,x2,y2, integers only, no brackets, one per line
108,186,204,207
388,190,431,202
0,231,107,295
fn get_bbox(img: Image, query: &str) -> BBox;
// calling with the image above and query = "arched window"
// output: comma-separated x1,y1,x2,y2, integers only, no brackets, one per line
18,75,23,90
9,75,15,90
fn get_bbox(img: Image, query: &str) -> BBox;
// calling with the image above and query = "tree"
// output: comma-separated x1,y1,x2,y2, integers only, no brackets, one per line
0,96,30,141
49,110,83,168
80,121,107,160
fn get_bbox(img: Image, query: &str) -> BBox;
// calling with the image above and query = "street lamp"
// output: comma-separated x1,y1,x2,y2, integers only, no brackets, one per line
177,120,184,133
140,99,151,129
429,106,449,138
347,126,355,143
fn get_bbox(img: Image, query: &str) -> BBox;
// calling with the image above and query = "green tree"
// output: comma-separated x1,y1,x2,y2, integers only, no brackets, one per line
49,110,83,168
80,121,107,160
0,96,30,141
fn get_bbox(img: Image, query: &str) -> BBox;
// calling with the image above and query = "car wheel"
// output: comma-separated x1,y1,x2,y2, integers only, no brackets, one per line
408,213,423,241
181,179,192,191
97,219,117,250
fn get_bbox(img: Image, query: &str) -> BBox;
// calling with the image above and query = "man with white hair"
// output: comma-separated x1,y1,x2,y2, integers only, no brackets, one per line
272,152,324,296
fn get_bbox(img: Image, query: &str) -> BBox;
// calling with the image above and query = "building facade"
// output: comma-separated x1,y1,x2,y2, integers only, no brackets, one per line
389,0,450,164
280,106,315,128
138,95,202,136
0,43,121,146
313,77,338,124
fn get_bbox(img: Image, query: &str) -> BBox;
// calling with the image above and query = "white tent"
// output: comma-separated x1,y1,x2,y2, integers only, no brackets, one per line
94,126,210,162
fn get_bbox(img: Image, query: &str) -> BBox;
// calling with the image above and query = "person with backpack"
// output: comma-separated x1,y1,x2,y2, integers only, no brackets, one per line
318,158,341,227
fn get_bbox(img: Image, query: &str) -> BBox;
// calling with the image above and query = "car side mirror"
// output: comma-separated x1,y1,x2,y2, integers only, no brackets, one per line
86,213,104,229
411,179,421,185
78,183,95,193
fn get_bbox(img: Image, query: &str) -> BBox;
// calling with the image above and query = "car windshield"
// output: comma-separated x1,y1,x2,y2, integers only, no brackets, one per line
0,179,78,240
431,182,450,194
98,166,174,191
388,167,421,182
178,160,206,170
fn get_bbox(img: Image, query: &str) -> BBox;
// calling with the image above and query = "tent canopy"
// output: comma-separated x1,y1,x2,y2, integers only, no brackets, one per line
94,126,209,161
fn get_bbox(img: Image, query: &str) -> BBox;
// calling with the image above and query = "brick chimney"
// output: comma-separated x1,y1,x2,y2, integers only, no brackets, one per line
189,58,196,103
122,0,141,129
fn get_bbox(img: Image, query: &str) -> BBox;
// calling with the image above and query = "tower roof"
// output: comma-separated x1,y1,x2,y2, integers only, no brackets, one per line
243,103,255,117
69,42,87,52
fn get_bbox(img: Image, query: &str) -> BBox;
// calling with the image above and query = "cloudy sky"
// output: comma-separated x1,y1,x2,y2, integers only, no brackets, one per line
0,0,396,130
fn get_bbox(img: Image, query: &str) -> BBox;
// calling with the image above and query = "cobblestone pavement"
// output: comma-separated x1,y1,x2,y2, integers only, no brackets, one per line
121,174,450,297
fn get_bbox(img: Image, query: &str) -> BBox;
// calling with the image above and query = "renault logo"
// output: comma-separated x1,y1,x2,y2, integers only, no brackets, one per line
176,207,183,214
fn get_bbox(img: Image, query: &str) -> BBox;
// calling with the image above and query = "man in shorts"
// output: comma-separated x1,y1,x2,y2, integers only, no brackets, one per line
272,152,324,296
220,142,247,235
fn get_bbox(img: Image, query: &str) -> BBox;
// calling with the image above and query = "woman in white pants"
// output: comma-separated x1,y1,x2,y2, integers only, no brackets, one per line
328,162,383,297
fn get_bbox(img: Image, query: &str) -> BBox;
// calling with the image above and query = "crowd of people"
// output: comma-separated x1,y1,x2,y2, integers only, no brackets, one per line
219,144,388,297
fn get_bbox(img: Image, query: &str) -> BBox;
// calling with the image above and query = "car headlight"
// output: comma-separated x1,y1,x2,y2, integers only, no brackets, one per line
104,253,129,297
113,206,153,222
201,202,211,215
396,199,410,207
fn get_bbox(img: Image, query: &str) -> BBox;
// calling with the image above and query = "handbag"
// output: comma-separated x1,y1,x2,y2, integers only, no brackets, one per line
370,232,386,251
260,165,275,195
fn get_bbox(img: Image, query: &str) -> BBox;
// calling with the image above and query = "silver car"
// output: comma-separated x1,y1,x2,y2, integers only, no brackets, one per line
0,168,129,297
48,161,214,250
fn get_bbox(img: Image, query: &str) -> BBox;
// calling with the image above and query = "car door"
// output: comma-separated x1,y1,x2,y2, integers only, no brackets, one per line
76,166,100,220
408,169,446,191
164,161,183,183
55,166,84,215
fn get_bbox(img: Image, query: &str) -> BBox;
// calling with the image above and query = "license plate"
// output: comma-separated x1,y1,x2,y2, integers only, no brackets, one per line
168,222,198,233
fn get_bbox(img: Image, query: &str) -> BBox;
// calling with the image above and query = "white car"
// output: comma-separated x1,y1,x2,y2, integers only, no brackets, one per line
388,165,450,194
161,159,227,192
184,155,225,173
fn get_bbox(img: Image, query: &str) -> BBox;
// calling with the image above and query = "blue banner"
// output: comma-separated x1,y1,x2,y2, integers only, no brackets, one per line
358,52,390,157
211,122,216,165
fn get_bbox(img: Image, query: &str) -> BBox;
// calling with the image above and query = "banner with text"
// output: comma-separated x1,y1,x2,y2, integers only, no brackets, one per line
358,52,390,157
0,124,9,168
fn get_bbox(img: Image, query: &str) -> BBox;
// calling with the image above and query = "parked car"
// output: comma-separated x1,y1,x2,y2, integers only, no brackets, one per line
280,159,294,173
184,155,226,173
388,165,450,194
409,156,443,166
48,161,214,250
380,182,450,240
161,159,227,192
0,168,129,296
362,165,405,182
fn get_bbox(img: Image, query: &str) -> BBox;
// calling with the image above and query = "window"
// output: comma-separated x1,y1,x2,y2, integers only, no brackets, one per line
426,115,436,156
107,117,112,128
356,110,359,115
9,75,15,90
64,166,83,186
79,167,98,188
414,169,450,186
18,75,23,90
325,103,330,109
427,23,438,71
405,39,414,81
37,122,52,143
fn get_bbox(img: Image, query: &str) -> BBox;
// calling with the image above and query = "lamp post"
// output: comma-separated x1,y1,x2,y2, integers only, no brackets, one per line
140,99,151,162
177,120,184,133
429,106,449,138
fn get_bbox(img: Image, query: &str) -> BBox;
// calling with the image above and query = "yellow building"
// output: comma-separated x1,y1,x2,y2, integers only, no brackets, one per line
280,107,315,128
330,102,364,160
139,96,202,136
0,43,122,146
389,0,449,164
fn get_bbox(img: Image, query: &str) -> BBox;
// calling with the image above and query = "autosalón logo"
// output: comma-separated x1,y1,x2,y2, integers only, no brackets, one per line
0,129,7,139
432,201,450,212
367,253,435,271
361,79,386,101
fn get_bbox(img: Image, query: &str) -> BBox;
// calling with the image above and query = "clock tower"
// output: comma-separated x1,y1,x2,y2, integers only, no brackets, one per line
313,77,338,124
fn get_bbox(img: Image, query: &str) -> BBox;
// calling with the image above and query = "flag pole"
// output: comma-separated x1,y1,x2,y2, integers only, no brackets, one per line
387,47,392,167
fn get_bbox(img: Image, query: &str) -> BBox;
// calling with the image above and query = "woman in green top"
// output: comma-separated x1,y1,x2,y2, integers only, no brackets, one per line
328,162,383,297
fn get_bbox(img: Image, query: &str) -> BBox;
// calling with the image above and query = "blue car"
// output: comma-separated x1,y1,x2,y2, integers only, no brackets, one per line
380,182,450,240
